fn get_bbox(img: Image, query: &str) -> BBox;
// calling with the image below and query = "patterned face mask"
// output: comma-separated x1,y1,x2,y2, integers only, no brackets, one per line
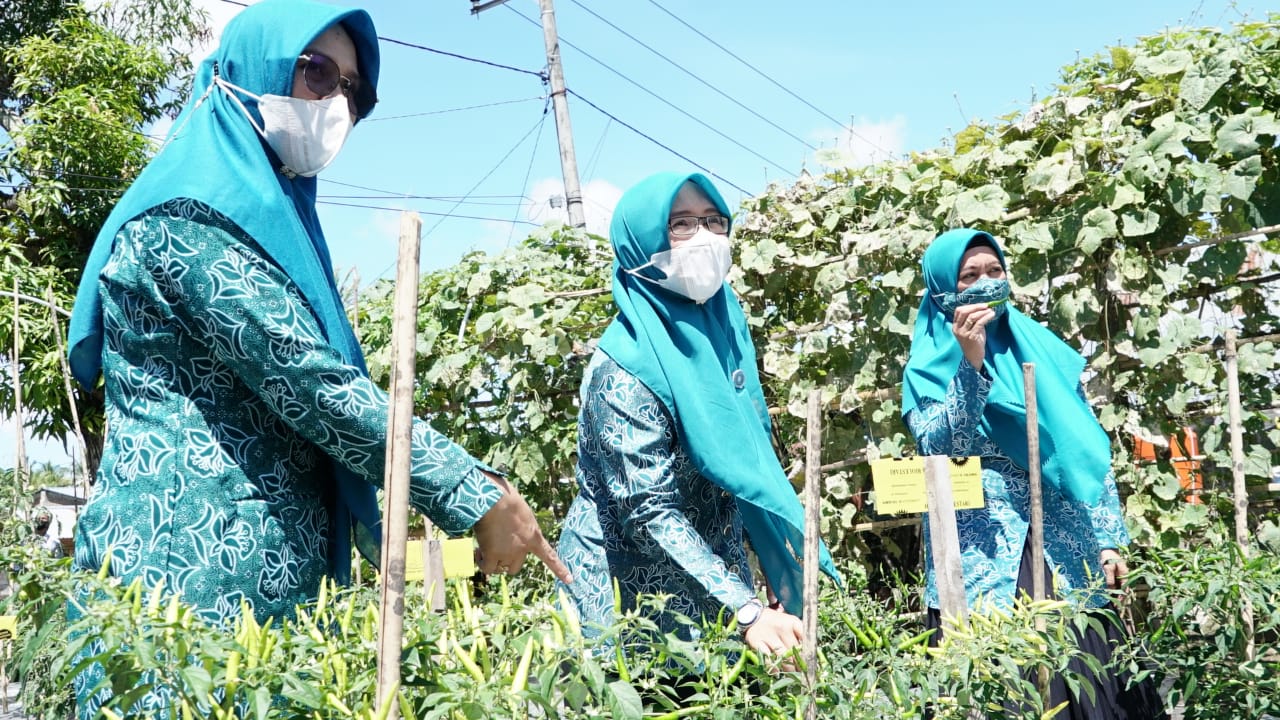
933,277,1011,318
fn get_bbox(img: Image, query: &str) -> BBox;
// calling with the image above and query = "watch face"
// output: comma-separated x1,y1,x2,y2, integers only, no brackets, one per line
736,601,762,627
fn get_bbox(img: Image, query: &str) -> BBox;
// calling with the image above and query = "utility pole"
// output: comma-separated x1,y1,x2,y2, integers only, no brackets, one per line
472,0,586,229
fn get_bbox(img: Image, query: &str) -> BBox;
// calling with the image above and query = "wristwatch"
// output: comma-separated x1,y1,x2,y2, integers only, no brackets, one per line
734,598,765,632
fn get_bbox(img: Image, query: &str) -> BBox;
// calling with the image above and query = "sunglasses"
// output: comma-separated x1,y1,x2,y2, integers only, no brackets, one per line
298,51,377,119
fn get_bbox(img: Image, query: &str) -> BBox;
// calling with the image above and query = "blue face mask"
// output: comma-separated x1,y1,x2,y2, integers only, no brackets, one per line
933,277,1011,318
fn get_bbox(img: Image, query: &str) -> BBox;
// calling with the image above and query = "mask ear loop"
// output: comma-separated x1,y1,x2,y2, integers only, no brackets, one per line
153,61,222,155
208,62,270,140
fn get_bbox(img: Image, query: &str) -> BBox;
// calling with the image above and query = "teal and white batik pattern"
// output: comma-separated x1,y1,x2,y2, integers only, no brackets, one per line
556,353,757,640
74,198,501,624
906,360,1129,612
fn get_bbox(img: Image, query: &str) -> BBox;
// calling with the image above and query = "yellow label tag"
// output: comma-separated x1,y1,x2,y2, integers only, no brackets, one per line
405,538,477,582
870,456,985,514
441,538,476,579
0,615,16,641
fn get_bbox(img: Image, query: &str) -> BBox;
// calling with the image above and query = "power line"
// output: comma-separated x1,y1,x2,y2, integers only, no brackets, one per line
505,4,797,177
642,0,893,157
365,96,546,122
319,199,537,225
567,88,749,195
508,102,550,247
583,117,611,183
423,108,550,238
217,0,545,78
318,194,528,207
567,0,816,152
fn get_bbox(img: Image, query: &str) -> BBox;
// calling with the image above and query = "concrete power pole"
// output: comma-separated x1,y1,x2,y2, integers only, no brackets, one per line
472,0,586,229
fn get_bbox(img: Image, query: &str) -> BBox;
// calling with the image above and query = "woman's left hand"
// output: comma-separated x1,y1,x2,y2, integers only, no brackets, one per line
1100,548,1128,590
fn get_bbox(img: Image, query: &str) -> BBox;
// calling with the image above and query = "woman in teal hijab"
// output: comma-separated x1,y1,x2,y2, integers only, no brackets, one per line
556,172,839,673
901,228,1164,719
66,1,567,715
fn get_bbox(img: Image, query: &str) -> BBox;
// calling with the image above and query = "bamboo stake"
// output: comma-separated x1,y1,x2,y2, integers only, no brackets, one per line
353,275,362,587
924,455,967,631
11,279,25,498
1224,330,1255,661
46,287,90,511
1022,363,1050,702
802,389,822,720
376,212,422,720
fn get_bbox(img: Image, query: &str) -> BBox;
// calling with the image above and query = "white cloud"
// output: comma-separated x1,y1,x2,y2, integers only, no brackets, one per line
812,116,907,169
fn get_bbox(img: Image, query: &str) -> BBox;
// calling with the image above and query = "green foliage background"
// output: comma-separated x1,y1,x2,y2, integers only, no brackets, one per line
359,16,1280,567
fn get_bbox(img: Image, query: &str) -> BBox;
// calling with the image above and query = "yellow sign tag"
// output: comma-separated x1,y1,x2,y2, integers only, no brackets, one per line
870,456,985,515
0,615,16,641
405,538,478,581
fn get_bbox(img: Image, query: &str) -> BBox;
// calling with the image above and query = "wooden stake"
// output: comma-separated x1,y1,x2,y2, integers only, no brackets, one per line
802,389,822,720
924,455,967,631
376,212,422,720
11,279,25,493
1224,330,1255,661
1022,363,1050,702
46,287,90,511
420,528,445,612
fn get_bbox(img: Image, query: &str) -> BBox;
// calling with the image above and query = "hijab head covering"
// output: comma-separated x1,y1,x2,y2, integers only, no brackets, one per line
599,172,840,616
66,0,382,583
901,228,1110,505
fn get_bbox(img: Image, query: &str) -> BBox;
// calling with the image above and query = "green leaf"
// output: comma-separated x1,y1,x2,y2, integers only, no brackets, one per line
878,268,915,289
505,283,548,309
1025,151,1081,198
1152,473,1182,501
1179,52,1235,110
1237,341,1276,376
1224,155,1262,201
1106,183,1145,211
466,271,492,298
1121,208,1160,237
1007,221,1055,252
954,184,1009,223
1134,49,1193,77
1077,207,1118,253
606,680,644,720
739,236,779,274
1215,109,1280,157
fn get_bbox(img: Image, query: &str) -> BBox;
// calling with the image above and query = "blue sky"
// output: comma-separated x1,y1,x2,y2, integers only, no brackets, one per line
5,0,1272,467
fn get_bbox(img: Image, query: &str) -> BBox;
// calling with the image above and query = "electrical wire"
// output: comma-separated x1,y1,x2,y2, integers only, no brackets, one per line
567,88,749,195
642,0,894,157
319,199,537,224
582,117,611,183
365,96,546,122
508,101,550,247
505,3,797,177
217,0,546,78
567,0,816,152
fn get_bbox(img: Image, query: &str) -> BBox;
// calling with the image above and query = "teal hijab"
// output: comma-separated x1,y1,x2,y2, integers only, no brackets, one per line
67,0,381,583
599,172,839,617
901,228,1109,505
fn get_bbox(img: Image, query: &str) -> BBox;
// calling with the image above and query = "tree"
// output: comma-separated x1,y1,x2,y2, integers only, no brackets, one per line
0,0,208,475
363,15,1280,566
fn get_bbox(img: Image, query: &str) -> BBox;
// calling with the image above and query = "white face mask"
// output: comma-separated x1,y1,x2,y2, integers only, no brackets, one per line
215,76,352,178
625,228,732,303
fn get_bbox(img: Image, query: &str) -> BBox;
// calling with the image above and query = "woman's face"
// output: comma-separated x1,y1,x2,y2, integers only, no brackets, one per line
956,244,1005,291
667,181,724,248
293,23,361,122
